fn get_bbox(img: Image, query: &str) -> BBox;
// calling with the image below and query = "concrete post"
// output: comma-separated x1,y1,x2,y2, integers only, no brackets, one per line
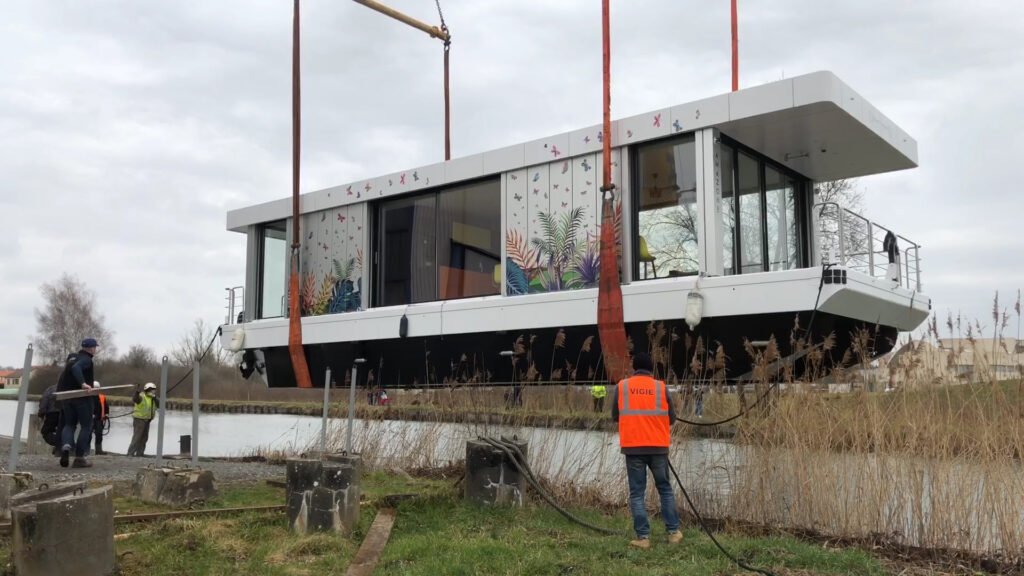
286,455,361,535
12,483,115,576
156,356,169,465
6,343,34,472
464,438,528,507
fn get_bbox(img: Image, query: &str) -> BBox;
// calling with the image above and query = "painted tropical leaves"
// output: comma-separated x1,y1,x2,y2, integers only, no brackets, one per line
301,256,362,316
505,204,621,295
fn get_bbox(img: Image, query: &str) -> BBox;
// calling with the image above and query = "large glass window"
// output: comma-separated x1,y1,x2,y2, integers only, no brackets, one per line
635,135,699,279
376,178,500,306
765,167,800,271
258,220,287,319
719,139,808,274
379,195,437,306
437,181,501,299
737,152,763,274
719,148,735,275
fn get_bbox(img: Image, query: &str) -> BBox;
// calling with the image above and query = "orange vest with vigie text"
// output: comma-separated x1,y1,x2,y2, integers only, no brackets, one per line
617,375,670,449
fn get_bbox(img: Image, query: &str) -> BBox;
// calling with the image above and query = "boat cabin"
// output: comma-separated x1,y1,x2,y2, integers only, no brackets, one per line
223,71,929,388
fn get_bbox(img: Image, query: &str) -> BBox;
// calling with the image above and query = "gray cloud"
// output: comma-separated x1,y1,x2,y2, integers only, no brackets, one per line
2,0,1022,364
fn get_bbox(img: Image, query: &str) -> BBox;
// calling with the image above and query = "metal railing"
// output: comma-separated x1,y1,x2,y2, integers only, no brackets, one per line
814,202,922,292
225,286,244,324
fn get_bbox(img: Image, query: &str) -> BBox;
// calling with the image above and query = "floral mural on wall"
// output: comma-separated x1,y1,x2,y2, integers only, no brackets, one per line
505,149,622,295
299,203,366,316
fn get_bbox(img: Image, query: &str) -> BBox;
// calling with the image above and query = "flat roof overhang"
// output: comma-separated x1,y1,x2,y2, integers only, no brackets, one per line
227,70,917,232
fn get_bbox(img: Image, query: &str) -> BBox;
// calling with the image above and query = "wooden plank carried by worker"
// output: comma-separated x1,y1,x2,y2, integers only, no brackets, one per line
53,384,135,401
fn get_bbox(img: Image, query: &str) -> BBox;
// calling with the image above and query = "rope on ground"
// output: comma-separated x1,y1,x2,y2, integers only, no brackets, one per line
478,436,624,536
667,458,776,576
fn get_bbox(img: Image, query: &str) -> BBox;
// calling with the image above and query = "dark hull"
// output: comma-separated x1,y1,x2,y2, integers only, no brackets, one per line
252,310,897,388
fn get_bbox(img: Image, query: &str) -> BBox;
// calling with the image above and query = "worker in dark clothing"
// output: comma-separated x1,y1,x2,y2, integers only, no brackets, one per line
612,352,682,549
37,384,63,455
56,338,100,468
92,380,109,455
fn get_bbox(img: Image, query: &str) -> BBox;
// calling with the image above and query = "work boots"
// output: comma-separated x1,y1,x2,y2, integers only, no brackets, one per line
59,445,71,468
667,530,683,544
72,457,93,468
628,537,650,549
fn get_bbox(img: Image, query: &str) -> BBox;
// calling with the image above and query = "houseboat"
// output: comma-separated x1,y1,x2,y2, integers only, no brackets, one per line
222,71,929,388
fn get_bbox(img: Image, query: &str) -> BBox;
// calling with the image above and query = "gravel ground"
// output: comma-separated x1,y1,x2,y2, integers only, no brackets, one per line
0,437,285,486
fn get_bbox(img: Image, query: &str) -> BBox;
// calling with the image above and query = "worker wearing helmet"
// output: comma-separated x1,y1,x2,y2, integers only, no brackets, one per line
91,380,109,455
612,352,682,549
127,382,159,457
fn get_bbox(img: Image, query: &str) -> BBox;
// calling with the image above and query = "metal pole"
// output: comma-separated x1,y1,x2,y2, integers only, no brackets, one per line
321,367,331,457
192,361,200,468
6,344,33,473
156,356,169,466
346,358,366,454
731,0,739,91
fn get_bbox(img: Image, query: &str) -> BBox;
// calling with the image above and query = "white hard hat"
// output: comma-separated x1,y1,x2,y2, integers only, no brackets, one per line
144,382,157,391
92,380,101,389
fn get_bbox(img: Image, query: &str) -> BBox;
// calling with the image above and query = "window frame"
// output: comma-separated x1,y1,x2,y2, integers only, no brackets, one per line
256,219,287,319
629,133,701,281
719,135,811,274
371,176,502,307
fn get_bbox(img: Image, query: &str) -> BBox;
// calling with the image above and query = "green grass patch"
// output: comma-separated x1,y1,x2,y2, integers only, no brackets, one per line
1,475,891,576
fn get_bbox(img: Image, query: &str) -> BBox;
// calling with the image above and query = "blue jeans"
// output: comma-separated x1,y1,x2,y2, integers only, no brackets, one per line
60,399,94,458
626,454,680,538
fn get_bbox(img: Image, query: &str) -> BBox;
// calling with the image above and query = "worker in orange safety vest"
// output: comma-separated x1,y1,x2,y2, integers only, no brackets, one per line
611,352,682,549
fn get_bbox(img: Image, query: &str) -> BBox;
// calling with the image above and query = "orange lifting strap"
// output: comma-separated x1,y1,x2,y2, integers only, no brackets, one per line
596,0,628,385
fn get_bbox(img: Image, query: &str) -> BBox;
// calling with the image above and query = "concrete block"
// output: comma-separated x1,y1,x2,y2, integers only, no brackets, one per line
133,467,217,508
12,484,115,576
287,455,362,535
0,473,33,521
464,438,528,507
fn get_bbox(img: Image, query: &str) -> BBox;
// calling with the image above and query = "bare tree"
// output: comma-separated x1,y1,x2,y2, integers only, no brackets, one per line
33,274,116,364
171,319,228,367
814,179,870,266
123,344,157,369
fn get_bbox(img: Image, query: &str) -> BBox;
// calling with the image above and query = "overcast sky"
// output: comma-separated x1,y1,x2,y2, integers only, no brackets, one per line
2,1,1022,366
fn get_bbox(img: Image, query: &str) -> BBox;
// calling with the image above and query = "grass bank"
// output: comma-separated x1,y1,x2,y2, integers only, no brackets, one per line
1,472,906,576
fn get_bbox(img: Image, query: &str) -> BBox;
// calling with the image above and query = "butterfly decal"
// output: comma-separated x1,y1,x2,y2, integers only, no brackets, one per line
400,173,406,185
413,171,420,181
695,109,701,120
349,236,354,241
388,179,393,187
364,182,371,192
585,180,592,186
533,188,539,195
550,145,561,157
321,213,326,221
653,113,662,128
627,130,633,138
357,191,361,199
543,193,548,199
346,186,353,196
307,232,313,239
513,193,522,201
532,172,539,182
584,135,590,144
357,225,362,231
561,201,568,208
561,161,568,174
596,131,603,143
338,213,346,222
510,173,518,180
553,184,559,190
425,178,430,185
673,119,682,132
323,244,329,251
581,159,591,172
